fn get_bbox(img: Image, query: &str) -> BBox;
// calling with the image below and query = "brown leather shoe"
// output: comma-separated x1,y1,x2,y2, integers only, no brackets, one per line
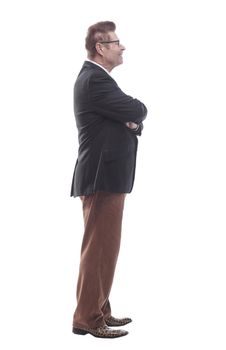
105,316,132,327
72,325,128,338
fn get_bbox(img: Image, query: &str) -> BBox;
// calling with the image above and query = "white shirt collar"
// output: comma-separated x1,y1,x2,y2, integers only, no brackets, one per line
86,59,111,75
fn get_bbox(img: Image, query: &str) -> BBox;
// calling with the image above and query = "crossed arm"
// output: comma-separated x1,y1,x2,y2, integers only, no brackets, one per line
89,73,147,131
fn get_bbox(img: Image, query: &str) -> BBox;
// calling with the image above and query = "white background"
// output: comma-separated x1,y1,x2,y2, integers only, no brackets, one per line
0,0,226,349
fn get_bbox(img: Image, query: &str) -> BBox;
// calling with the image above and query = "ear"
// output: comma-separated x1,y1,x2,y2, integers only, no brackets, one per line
95,42,104,56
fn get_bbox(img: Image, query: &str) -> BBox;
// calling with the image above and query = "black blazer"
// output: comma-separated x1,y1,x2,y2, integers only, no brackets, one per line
70,61,147,197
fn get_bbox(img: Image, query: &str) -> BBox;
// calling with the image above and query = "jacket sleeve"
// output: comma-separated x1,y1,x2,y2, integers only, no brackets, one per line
89,73,147,124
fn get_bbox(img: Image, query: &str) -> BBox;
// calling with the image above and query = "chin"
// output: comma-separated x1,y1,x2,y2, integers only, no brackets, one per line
118,57,123,65
112,58,123,69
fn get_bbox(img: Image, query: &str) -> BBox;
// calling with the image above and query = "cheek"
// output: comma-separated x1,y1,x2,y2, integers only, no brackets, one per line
114,50,121,59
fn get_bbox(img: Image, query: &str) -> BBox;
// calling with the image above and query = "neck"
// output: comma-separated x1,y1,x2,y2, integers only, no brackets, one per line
88,56,113,72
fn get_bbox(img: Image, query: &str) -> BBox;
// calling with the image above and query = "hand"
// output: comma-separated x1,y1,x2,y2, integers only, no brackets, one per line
125,122,138,130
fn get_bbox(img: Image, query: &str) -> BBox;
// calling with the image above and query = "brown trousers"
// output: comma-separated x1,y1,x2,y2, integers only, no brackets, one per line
73,191,126,329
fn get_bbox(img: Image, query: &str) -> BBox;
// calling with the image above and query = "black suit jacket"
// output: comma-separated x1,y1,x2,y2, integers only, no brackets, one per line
70,61,147,197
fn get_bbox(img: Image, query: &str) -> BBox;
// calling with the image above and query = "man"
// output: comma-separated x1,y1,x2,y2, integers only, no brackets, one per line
70,21,147,338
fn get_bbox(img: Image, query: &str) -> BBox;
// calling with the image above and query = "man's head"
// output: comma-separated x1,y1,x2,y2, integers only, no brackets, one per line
85,21,125,72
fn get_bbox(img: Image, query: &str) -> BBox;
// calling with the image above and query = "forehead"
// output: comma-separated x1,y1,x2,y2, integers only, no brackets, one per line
107,31,119,40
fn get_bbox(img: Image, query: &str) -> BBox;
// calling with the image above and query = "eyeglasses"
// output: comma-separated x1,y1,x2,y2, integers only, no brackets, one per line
98,40,120,46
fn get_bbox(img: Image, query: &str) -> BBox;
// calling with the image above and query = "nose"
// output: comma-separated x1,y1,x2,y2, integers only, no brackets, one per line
120,44,126,50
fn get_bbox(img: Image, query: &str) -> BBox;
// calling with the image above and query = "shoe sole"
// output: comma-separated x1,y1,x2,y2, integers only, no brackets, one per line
72,327,128,338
